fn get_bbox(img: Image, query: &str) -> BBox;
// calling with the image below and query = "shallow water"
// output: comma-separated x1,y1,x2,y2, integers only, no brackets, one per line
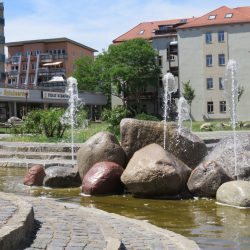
1,167,250,250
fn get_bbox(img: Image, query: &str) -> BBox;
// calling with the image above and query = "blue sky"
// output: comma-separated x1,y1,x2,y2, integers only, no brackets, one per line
3,0,247,53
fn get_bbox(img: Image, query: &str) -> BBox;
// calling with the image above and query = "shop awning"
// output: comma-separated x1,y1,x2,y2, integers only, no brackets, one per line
48,76,65,82
43,61,63,66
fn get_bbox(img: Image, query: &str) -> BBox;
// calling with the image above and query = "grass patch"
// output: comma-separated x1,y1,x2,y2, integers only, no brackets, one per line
0,122,109,143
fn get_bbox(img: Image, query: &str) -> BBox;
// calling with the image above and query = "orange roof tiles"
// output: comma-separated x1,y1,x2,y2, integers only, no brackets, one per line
178,6,250,29
113,18,194,43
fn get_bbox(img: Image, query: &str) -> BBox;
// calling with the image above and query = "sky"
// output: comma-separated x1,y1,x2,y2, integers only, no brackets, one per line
3,0,248,54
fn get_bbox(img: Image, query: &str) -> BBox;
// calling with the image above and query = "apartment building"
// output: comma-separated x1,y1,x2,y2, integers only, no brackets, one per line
177,6,250,121
0,2,4,81
113,18,193,115
1,38,107,121
113,5,250,121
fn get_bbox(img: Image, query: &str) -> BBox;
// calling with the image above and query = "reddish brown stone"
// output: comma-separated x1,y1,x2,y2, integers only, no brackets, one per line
23,164,46,186
82,162,124,195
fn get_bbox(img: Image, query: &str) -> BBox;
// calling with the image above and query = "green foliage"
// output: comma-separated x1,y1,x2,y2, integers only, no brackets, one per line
23,108,69,138
182,81,195,105
102,106,130,134
134,113,160,121
73,38,161,109
75,108,88,128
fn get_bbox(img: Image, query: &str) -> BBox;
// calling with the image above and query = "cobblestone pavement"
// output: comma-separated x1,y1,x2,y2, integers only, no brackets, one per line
23,196,199,250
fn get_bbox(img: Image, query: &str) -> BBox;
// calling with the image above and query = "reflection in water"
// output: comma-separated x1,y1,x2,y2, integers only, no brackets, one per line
0,168,250,250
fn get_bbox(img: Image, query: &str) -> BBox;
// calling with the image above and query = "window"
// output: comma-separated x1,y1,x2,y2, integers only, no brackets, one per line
218,31,225,42
20,77,25,84
22,64,27,71
219,77,224,90
159,77,163,87
31,63,36,70
139,29,145,35
207,101,214,113
34,50,41,56
208,15,216,20
26,50,30,56
225,13,233,18
218,54,225,66
207,78,213,89
206,55,213,67
206,32,212,43
220,101,226,113
158,56,162,67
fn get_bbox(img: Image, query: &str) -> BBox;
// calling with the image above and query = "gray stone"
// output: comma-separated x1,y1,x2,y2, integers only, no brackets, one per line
216,180,250,207
43,166,81,188
187,160,233,197
121,143,192,197
205,134,250,180
77,132,126,179
120,118,207,168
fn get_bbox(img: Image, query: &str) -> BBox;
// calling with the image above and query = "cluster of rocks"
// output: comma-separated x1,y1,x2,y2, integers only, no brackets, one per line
24,118,250,207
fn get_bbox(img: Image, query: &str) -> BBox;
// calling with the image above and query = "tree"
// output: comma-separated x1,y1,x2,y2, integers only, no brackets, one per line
182,81,195,118
73,38,161,111
103,38,161,110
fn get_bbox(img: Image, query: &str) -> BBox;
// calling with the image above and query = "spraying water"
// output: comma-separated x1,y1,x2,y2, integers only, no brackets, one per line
223,59,238,179
177,97,192,133
61,77,82,167
163,72,177,149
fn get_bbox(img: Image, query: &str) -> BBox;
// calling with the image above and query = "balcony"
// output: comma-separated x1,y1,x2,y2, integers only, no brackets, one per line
6,56,21,64
155,28,176,36
7,70,19,77
52,54,68,60
40,54,53,62
38,68,66,76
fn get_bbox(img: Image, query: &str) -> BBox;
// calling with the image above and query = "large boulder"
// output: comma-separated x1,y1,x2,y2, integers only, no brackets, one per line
82,161,124,195
77,132,126,179
187,161,233,197
120,118,207,168
121,143,192,197
216,180,250,207
43,166,81,188
205,134,250,180
23,164,46,186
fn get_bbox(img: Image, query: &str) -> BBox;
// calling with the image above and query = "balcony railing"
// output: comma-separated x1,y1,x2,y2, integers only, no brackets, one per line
38,68,66,76
7,70,19,76
155,28,176,36
6,56,21,64
40,54,53,62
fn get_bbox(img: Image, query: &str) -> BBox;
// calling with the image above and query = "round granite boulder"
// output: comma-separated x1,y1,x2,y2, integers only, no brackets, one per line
120,118,207,168
82,161,124,195
43,165,81,188
77,132,126,179
23,164,46,186
187,161,233,197
205,134,250,180
216,180,250,207
121,143,192,197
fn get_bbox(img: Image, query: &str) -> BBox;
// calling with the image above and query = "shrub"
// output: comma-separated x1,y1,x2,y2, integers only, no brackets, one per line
23,108,69,138
135,113,160,121
102,106,130,134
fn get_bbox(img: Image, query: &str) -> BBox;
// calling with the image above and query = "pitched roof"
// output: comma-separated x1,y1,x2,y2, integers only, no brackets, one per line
178,6,250,29
113,18,195,43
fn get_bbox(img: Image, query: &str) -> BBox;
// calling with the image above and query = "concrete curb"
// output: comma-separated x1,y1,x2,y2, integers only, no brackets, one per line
0,192,34,250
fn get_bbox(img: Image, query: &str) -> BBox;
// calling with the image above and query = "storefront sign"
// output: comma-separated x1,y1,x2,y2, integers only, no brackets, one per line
43,91,69,100
0,88,29,98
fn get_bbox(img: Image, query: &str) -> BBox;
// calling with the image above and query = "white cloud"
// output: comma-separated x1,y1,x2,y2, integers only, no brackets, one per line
4,0,243,54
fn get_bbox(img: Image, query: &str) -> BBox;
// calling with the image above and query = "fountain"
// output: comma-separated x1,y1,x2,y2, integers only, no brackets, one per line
61,77,82,167
177,97,192,133
223,59,238,179
162,72,177,149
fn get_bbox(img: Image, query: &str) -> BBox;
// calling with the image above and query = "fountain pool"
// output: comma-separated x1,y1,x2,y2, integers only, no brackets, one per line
2,167,250,250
